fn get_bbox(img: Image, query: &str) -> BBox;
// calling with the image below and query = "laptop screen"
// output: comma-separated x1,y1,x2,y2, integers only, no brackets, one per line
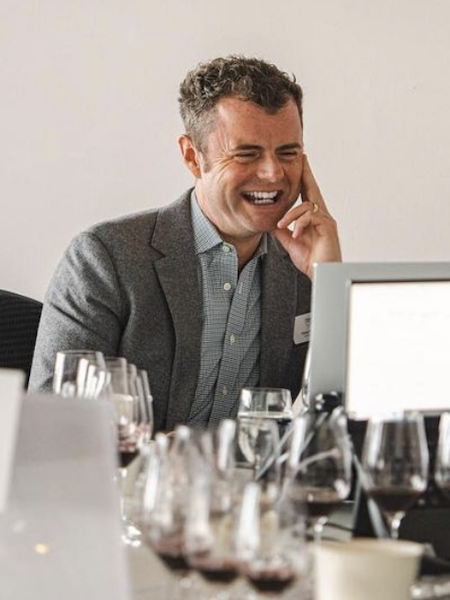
345,280,450,419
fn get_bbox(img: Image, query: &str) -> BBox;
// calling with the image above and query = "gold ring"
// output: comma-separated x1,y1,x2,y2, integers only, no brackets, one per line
312,202,319,213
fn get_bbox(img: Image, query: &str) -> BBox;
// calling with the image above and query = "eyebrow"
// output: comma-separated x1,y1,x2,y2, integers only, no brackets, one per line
232,143,303,152
277,143,304,151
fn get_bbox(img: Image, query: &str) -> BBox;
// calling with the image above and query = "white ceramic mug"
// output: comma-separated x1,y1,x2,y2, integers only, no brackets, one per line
314,539,423,600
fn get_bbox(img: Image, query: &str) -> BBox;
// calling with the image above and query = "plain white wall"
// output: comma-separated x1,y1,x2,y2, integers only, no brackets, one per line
2,0,450,300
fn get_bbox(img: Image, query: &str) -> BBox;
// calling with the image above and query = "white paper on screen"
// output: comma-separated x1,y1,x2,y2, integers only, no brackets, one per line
346,281,450,418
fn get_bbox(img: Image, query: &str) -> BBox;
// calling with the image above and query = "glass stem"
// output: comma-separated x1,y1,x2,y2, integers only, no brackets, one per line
387,511,404,540
118,467,128,517
313,516,328,543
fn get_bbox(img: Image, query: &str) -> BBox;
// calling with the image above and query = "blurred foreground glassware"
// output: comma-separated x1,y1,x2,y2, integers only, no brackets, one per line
105,357,150,546
235,481,308,596
285,408,352,541
139,369,155,444
184,421,243,600
362,412,429,539
53,350,106,397
435,412,450,500
144,427,194,598
236,416,281,495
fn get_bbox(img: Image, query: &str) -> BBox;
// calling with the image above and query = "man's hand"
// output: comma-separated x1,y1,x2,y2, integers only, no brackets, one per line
273,155,341,279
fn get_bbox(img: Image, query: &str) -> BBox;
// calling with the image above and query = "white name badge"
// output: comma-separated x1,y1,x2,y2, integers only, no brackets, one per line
294,312,311,345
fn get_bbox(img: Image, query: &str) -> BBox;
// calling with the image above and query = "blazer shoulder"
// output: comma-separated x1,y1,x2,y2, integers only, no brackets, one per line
86,208,160,245
83,189,193,249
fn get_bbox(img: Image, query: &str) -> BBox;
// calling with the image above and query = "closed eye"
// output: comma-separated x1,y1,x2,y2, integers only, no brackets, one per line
234,151,260,162
278,150,301,160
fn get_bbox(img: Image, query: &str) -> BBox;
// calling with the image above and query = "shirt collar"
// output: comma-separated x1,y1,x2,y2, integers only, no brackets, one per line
190,190,268,258
191,190,223,254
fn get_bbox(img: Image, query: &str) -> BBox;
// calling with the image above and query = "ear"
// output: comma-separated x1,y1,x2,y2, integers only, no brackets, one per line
178,135,202,178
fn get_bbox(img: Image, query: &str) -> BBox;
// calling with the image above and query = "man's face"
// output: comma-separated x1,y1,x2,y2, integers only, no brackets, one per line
181,97,304,247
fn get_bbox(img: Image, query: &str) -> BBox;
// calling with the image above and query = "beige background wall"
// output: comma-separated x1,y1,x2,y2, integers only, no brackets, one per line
2,0,450,300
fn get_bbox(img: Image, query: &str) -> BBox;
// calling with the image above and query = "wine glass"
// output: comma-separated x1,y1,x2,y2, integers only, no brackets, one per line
362,412,429,539
53,349,106,396
235,481,308,596
434,412,450,499
133,433,193,598
238,387,293,439
184,424,241,599
285,408,352,541
146,427,195,598
138,369,155,443
236,416,281,494
104,357,145,545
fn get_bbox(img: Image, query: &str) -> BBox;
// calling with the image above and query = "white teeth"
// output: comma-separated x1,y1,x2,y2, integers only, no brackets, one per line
245,191,278,204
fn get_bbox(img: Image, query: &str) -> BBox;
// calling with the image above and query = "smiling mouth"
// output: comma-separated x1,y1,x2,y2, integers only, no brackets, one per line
242,190,281,204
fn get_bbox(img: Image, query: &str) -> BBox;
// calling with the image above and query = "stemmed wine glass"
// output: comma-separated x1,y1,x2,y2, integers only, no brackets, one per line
133,433,192,598
139,369,155,443
142,427,194,598
184,421,241,599
105,357,150,545
236,416,281,494
362,412,429,539
235,481,308,596
238,387,293,439
53,349,106,397
434,412,450,499
285,408,352,541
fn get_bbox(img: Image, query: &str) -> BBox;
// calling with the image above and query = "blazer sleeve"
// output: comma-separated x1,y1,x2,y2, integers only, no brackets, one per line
28,231,125,392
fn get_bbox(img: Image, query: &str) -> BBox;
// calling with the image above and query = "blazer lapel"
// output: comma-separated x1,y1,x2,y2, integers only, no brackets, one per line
260,236,298,387
151,192,203,429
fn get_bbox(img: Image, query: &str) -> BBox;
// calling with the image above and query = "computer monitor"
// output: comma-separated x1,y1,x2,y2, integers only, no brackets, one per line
307,264,450,566
307,262,450,418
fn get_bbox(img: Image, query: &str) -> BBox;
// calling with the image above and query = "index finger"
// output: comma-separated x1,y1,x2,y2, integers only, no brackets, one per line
301,155,330,215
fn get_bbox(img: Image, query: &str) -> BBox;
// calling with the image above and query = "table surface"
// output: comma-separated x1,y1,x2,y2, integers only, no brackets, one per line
126,541,314,600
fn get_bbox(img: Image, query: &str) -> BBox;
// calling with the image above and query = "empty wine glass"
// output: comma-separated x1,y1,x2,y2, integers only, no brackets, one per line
235,481,308,596
285,408,352,541
362,412,429,539
139,369,155,443
236,416,281,494
53,349,106,396
434,412,450,499
238,388,293,439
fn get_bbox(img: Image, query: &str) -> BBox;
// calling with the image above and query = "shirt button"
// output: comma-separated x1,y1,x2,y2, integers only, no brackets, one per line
230,334,236,345
223,282,232,291
222,244,231,253
222,386,228,396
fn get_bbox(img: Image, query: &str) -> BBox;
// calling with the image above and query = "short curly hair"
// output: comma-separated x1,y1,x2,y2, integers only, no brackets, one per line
179,55,303,150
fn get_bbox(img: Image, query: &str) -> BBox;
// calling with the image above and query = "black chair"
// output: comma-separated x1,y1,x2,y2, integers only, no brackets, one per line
0,289,43,386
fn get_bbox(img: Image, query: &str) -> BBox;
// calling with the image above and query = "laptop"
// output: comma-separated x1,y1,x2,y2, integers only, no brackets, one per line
307,261,450,417
306,263,450,566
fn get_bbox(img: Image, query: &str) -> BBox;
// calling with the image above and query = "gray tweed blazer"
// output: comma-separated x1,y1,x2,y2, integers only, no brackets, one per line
29,190,311,431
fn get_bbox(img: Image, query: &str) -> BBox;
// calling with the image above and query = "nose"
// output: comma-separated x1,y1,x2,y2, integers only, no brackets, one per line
256,153,284,182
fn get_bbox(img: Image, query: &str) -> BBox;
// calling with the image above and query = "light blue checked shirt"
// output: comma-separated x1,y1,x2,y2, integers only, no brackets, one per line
187,192,267,426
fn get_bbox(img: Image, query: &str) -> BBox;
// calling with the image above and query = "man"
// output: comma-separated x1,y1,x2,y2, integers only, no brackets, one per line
29,56,341,431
